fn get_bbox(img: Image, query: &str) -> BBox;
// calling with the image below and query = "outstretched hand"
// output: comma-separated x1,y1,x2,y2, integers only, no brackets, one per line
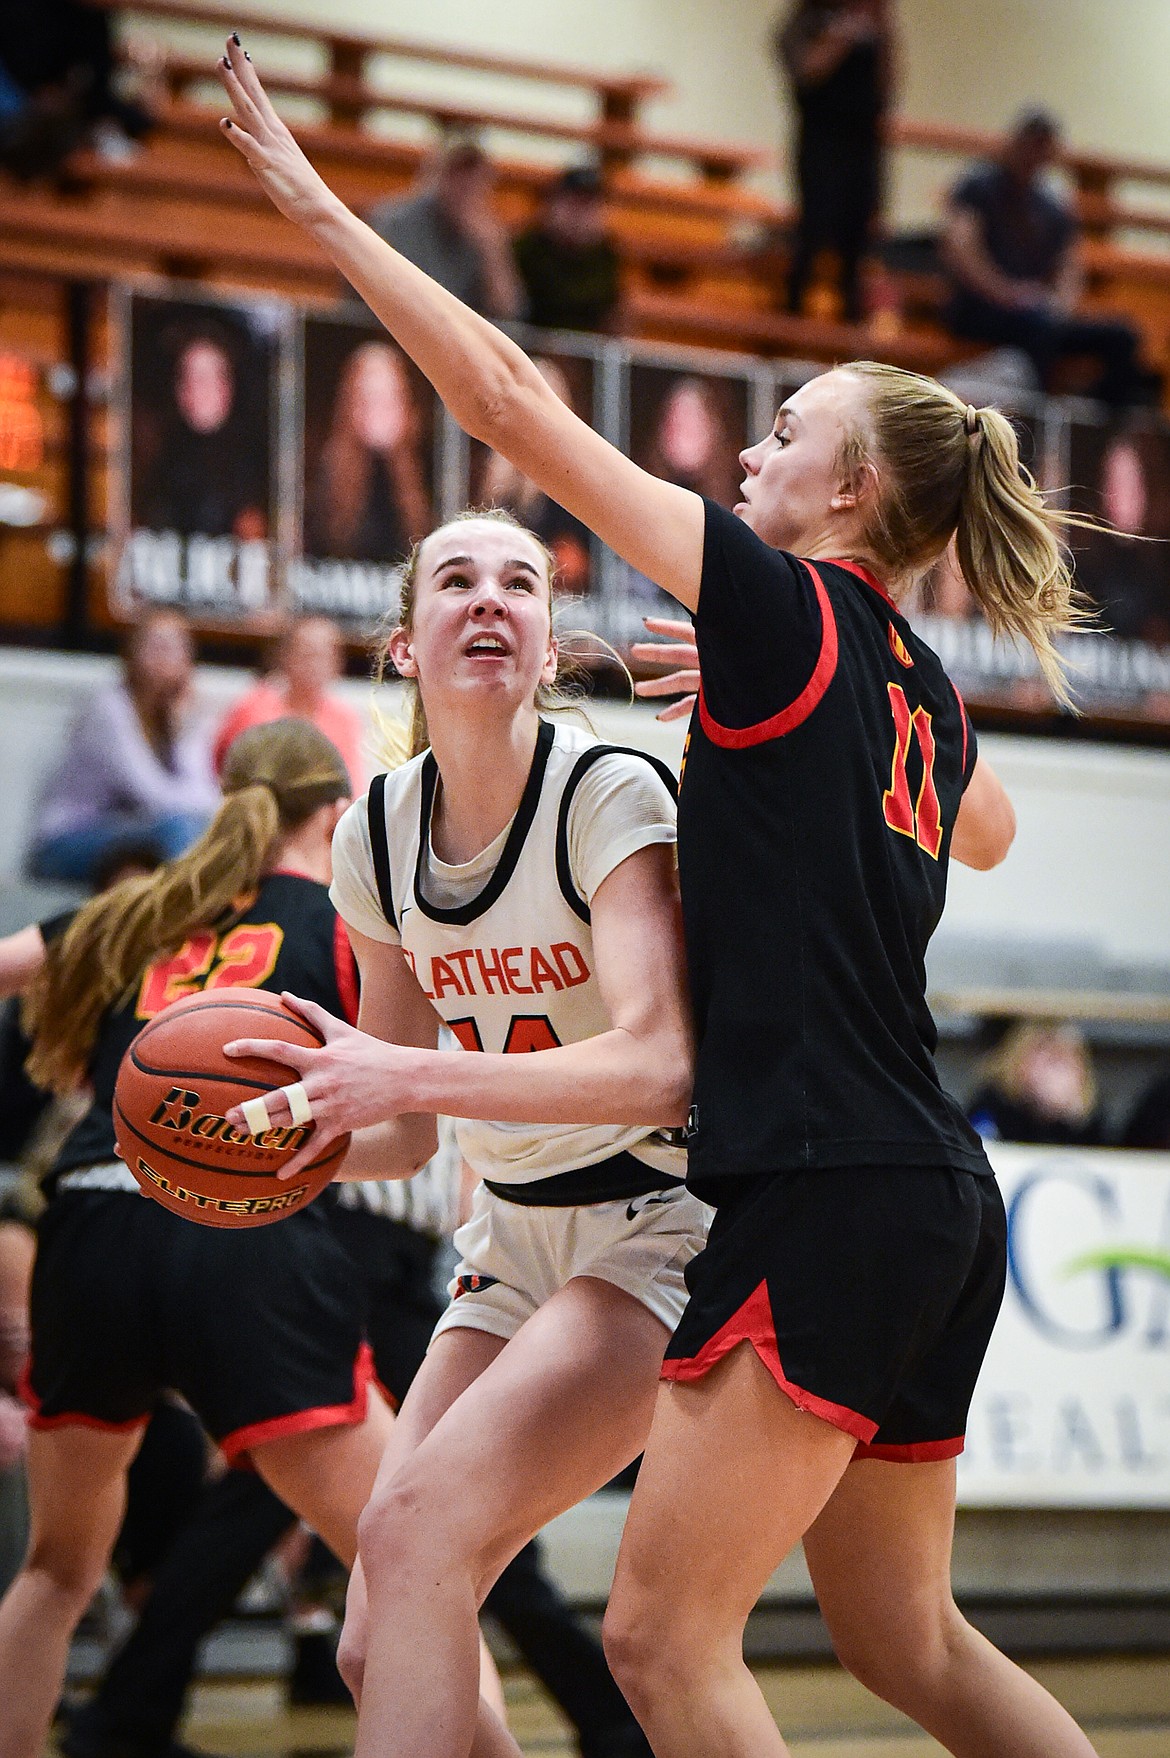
215,36,339,229
631,617,700,722
223,993,420,1181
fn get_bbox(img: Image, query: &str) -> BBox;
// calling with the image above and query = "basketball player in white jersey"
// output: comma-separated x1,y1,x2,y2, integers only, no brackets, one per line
224,510,706,1758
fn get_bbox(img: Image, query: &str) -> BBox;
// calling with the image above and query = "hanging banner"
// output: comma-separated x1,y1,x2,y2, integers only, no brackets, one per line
112,289,287,626
958,1144,1170,1508
292,309,440,630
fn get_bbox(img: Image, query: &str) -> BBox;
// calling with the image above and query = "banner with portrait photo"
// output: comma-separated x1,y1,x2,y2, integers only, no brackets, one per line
467,340,600,606
600,355,758,653
112,289,286,626
898,405,1170,735
1060,414,1170,724
291,311,440,632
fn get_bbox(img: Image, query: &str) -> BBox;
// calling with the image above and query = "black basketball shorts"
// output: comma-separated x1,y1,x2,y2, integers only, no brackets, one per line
21,1190,374,1464
662,1164,1006,1461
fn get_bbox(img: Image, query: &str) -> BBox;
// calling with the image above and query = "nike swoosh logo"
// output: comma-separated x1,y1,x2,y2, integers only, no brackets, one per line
627,1193,674,1221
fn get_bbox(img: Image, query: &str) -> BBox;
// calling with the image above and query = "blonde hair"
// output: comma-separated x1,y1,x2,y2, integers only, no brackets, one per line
981,1018,1098,1116
838,361,1094,705
23,719,350,1094
372,506,590,761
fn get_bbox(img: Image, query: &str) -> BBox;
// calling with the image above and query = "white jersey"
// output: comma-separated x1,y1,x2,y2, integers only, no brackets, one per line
330,718,684,1194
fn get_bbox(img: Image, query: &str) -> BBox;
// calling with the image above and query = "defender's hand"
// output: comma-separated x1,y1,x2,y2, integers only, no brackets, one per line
632,616,700,722
216,37,340,229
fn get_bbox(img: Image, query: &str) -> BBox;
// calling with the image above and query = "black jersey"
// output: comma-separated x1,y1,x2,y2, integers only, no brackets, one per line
677,499,989,1191
47,873,358,1193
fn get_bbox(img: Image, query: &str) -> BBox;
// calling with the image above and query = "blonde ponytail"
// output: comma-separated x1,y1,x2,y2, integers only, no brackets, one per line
840,361,1094,708
954,406,1092,704
24,718,350,1094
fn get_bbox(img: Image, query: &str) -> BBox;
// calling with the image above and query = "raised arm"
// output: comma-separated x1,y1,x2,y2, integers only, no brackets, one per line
216,42,704,610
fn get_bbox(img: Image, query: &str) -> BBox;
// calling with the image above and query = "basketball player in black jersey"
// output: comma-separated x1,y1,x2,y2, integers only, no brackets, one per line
218,45,1099,1757
0,722,398,1758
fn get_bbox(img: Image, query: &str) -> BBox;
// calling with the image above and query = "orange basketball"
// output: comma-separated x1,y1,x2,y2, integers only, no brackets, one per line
114,987,348,1228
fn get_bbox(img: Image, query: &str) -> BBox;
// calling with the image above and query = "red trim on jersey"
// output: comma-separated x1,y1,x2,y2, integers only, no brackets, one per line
827,557,900,613
333,915,360,1025
19,1362,150,1436
660,1280,879,1444
218,1341,375,1465
951,681,970,779
853,1435,965,1463
697,562,839,749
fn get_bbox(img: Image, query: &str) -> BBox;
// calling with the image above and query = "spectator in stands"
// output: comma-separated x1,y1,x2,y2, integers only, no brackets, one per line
478,357,593,594
304,339,432,564
942,110,1145,409
513,165,622,334
29,610,219,885
968,1019,1107,1146
773,0,894,324
366,140,522,321
0,0,155,177
214,615,367,788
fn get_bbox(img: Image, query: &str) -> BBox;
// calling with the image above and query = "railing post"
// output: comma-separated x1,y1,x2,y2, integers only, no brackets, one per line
327,37,368,128
63,280,93,649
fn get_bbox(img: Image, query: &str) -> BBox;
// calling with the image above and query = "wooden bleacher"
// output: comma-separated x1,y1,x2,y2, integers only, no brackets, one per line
7,0,1170,652
2,0,1167,372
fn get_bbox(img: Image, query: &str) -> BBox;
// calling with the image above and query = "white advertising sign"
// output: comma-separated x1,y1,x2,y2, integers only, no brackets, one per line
958,1145,1170,1508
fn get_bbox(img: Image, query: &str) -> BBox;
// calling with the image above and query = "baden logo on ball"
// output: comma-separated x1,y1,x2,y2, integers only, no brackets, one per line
114,987,349,1229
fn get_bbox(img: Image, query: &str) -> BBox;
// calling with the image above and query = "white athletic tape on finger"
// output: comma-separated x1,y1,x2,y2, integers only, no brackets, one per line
281,1082,313,1127
241,1094,272,1136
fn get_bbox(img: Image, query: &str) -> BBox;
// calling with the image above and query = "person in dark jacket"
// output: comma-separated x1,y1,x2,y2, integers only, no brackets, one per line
774,0,895,322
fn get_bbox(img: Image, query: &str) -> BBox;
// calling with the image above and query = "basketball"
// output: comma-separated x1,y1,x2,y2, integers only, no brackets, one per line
114,987,349,1228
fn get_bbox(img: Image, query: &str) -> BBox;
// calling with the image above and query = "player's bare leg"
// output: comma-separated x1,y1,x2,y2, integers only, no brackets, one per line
337,1337,512,1745
0,1424,144,1758
250,1386,395,1566
349,1277,669,1758
804,1457,1100,1757
604,1343,857,1758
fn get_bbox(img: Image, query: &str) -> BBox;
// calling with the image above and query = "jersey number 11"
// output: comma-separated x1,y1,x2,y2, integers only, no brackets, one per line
882,683,942,860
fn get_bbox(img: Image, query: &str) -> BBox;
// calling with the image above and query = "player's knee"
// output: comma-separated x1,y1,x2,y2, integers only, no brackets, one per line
828,1597,962,1709
357,1471,449,1585
603,1589,687,1713
23,1532,109,1609
335,1622,364,1706
601,1600,653,1708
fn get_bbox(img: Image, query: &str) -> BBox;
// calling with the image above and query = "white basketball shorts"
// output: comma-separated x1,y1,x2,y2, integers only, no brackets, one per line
431,1181,711,1344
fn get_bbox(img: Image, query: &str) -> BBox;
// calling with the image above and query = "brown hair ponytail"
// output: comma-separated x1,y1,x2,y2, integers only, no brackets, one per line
840,361,1093,707
24,718,350,1093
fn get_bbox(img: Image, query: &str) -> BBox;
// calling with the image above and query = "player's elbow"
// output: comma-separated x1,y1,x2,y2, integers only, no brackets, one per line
458,361,529,448
649,1029,695,1127
960,793,1016,869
